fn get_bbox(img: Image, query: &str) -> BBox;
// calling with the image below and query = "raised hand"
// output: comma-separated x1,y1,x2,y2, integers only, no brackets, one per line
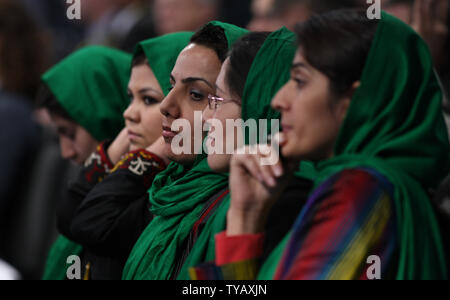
107,128,131,165
227,138,297,236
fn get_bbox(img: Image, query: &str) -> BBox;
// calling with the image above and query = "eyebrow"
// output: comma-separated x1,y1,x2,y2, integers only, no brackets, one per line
138,88,163,95
171,75,214,89
291,62,309,71
128,87,163,97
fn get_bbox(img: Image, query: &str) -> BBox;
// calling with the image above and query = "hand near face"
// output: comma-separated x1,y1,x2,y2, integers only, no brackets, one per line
146,136,171,166
107,128,131,165
227,141,297,236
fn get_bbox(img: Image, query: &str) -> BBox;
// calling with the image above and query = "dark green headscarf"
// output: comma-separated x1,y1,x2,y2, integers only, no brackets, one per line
122,22,249,280
176,27,317,279
259,12,449,280
42,46,132,141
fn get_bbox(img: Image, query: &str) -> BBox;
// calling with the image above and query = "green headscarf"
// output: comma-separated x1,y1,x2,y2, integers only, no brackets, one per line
134,32,193,96
42,36,192,280
42,46,131,280
42,46,132,141
122,22,249,280
177,28,318,279
259,12,449,280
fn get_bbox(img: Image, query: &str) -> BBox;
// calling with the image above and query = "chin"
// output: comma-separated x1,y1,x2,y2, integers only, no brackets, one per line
166,151,198,167
207,155,230,173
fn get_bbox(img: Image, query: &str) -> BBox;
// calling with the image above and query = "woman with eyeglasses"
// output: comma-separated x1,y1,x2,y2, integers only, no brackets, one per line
193,9,449,280
178,28,316,280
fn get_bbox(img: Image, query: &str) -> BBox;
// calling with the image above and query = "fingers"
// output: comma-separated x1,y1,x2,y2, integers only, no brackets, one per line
232,145,286,188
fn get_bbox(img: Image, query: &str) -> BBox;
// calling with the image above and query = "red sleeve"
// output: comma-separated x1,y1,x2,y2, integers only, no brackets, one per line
215,231,265,265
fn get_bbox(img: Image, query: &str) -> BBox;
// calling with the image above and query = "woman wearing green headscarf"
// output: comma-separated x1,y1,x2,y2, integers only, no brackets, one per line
40,46,132,280
122,21,249,280
42,33,193,280
195,10,449,280
181,27,317,280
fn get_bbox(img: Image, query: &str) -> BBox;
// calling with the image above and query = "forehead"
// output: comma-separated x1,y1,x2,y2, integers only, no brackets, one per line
129,64,159,86
172,44,222,82
215,58,231,93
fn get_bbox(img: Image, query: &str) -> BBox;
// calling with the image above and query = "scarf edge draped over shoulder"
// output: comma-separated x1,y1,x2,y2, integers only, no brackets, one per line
122,22,249,280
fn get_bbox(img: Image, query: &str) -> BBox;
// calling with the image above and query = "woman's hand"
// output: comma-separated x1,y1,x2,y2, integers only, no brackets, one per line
227,141,297,236
107,128,131,165
146,136,171,166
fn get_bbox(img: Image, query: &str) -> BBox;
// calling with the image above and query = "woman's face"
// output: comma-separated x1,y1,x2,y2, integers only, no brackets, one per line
50,113,99,165
272,50,352,161
203,58,242,173
160,43,222,166
124,63,165,151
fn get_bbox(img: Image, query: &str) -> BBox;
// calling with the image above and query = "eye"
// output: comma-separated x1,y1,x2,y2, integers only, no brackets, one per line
143,96,159,105
128,92,134,103
293,78,305,89
190,89,204,101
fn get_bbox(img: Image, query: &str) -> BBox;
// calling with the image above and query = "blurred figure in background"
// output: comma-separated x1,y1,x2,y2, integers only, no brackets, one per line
152,0,220,35
247,0,363,31
0,0,45,240
81,0,152,50
384,0,449,96
18,0,85,63
0,0,49,278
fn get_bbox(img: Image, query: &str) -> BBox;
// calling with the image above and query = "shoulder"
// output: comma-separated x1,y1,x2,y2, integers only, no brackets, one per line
326,168,394,196
312,168,395,215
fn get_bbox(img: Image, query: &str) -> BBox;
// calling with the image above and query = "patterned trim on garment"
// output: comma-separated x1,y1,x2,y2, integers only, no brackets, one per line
110,150,166,188
83,141,114,184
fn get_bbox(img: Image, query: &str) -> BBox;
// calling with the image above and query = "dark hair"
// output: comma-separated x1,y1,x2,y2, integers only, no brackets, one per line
0,0,48,100
190,23,229,62
225,32,271,98
131,50,149,67
294,9,379,97
36,83,72,121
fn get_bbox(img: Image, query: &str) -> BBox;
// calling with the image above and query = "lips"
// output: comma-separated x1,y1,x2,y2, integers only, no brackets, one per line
162,125,177,139
128,130,142,140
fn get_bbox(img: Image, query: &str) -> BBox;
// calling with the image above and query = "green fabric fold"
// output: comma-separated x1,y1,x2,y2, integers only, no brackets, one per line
135,32,193,96
42,46,132,141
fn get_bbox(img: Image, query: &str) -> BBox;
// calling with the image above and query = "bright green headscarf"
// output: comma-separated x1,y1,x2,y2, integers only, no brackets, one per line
42,46,132,141
259,12,449,280
177,27,317,279
42,36,192,280
122,22,249,280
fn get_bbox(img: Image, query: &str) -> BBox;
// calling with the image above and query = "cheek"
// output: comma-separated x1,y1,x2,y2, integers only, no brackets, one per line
142,105,163,128
288,92,336,157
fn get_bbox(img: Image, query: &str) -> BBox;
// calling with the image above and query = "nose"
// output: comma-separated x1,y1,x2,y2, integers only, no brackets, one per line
271,82,291,112
202,105,215,122
59,136,77,161
160,89,180,120
123,101,140,124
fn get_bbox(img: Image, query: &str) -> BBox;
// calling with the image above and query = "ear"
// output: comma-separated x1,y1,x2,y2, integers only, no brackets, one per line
336,81,360,123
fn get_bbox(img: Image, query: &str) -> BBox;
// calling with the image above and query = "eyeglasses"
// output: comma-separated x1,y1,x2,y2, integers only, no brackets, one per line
208,94,241,111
